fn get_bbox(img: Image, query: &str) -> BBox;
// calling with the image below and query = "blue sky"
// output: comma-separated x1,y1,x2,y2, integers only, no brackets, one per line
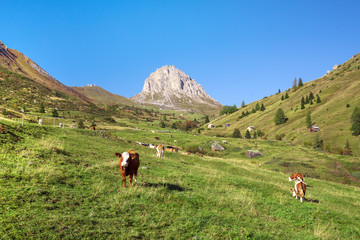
1,0,359,106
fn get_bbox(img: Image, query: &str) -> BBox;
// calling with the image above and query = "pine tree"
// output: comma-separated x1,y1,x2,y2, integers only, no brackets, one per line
281,95,284,101
242,111,246,117
292,77,297,88
316,94,321,103
306,111,312,128
241,100,246,108
260,103,266,111
274,108,286,125
232,128,241,138
160,121,166,128
39,103,45,113
253,130,257,139
204,115,210,124
52,108,59,117
305,95,309,104
278,89,281,94
301,96,305,109
255,102,260,111
245,130,251,139
285,92,289,99
309,92,314,101
246,110,250,116
350,107,360,136
298,78,303,86
252,108,256,113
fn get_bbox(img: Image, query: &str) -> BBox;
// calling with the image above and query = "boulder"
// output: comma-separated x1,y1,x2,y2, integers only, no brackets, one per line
246,150,263,158
211,142,225,151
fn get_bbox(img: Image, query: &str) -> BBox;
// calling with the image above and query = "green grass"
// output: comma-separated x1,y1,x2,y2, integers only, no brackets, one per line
1,120,360,239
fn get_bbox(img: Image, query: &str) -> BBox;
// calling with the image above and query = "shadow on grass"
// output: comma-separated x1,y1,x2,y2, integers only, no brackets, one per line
142,182,186,192
304,198,320,203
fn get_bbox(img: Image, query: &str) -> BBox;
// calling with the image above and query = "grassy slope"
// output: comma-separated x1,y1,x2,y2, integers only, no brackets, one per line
1,120,360,239
71,86,137,106
205,53,360,155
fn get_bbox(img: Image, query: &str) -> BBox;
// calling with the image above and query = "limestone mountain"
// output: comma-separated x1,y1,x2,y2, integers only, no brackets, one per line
0,41,90,102
131,65,222,114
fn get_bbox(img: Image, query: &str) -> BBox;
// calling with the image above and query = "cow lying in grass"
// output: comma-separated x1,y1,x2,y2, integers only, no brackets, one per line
155,145,164,158
291,179,306,202
115,150,140,188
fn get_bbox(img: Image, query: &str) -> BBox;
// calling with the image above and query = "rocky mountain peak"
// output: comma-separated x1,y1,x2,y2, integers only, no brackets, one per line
131,65,222,113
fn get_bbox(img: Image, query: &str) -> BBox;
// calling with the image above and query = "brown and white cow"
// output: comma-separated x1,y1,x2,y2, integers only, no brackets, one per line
291,179,306,202
155,145,165,158
115,150,140,188
289,173,305,182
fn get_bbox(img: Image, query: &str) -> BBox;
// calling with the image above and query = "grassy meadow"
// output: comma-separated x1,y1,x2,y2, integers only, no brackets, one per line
1,119,360,239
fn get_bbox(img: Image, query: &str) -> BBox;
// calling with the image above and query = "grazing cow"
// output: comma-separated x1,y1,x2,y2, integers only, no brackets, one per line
291,179,306,202
174,140,178,143
91,126,96,131
155,137,160,140
289,173,305,182
155,145,165,158
165,146,179,152
115,150,140,188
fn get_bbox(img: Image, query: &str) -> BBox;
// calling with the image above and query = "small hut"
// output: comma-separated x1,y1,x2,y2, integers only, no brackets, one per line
310,125,320,132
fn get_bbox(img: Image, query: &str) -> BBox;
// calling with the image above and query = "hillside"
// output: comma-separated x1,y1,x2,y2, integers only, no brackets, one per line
71,85,137,106
206,53,360,156
0,41,90,102
1,120,359,239
0,65,94,114
132,65,223,115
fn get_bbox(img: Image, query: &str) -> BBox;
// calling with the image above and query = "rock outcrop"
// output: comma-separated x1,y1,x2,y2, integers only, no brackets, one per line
131,65,222,113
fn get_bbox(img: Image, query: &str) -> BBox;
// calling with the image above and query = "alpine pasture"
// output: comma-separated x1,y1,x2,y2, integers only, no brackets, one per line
1,119,360,239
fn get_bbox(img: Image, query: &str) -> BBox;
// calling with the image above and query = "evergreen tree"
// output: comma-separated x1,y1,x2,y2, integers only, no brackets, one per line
232,128,241,138
77,119,85,129
245,110,250,116
310,100,313,105
245,130,251,139
292,77,297,88
306,111,312,128
260,103,266,111
274,108,286,125
253,130,257,139
281,95,284,101
305,95,309,104
309,92,314,101
298,78,303,86
255,102,260,111
301,96,305,109
316,94,321,103
242,111,246,117
204,115,210,124
252,108,256,113
160,121,166,128
350,107,360,136
278,89,281,94
285,92,289,99
52,108,59,117
39,103,45,113
241,100,246,108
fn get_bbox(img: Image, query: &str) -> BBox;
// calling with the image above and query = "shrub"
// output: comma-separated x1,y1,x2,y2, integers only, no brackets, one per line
77,119,85,129
275,133,285,141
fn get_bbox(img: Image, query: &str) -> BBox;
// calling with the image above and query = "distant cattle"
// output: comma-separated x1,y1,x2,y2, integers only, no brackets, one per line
155,145,165,158
155,137,160,140
291,179,306,202
174,140,178,143
115,150,140,188
289,173,304,182
91,126,96,131
165,146,179,152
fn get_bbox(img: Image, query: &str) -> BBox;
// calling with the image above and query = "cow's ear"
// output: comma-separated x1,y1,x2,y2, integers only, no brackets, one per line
115,153,121,157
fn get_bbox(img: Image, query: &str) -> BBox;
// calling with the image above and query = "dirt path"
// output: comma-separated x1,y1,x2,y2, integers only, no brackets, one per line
334,161,360,183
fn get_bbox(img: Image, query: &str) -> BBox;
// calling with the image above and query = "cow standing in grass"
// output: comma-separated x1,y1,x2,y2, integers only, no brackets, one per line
155,145,165,158
115,150,140,188
291,179,307,202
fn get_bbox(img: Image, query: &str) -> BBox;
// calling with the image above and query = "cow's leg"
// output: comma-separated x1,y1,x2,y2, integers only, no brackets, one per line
129,174,133,187
300,197,304,202
133,171,137,183
292,191,296,197
122,175,126,188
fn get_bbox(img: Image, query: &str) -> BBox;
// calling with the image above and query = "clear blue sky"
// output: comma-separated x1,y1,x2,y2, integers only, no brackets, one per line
1,0,359,106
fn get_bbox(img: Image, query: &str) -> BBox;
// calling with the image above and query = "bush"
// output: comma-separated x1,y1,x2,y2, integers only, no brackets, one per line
77,119,85,129
184,145,202,154
275,133,285,141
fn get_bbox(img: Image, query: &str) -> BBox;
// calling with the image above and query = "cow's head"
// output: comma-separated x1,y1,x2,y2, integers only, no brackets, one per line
121,152,130,168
